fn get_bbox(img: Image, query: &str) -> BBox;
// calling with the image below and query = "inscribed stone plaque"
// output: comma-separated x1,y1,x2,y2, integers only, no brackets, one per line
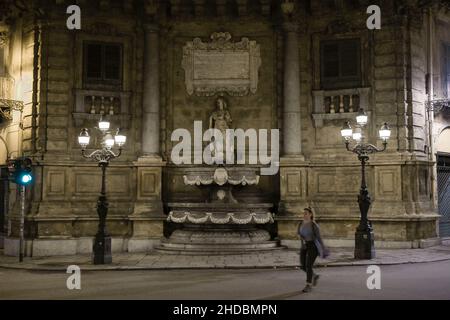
182,32,261,96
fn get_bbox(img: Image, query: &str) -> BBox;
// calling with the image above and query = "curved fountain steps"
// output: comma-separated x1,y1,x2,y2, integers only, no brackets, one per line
155,224,283,255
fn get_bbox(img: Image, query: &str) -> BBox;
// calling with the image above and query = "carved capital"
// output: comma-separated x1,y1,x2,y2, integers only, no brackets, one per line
281,1,296,17
144,0,159,17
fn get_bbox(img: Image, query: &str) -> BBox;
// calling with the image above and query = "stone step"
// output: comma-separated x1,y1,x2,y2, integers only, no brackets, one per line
158,241,279,249
154,241,285,255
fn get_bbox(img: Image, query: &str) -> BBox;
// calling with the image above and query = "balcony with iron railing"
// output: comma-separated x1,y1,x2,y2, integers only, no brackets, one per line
425,98,450,113
312,87,370,127
0,75,23,122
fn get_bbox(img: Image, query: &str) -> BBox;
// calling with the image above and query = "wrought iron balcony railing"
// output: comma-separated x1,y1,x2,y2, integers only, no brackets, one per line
425,98,450,113
0,75,23,122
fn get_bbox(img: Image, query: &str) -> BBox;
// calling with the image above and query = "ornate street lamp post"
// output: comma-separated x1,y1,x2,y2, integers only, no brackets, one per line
340,108,391,259
78,118,126,264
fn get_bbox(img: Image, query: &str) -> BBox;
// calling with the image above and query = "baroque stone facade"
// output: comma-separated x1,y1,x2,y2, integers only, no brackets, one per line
0,0,449,256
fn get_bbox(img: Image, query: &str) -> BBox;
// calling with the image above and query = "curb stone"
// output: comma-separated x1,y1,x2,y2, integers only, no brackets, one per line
1,246,450,271
1,256,450,271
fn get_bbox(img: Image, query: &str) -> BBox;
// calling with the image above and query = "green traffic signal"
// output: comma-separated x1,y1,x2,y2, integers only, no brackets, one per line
19,173,33,185
7,157,34,186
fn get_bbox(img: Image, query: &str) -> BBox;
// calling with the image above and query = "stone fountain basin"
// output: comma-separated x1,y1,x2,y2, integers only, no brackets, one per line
167,202,274,225
156,223,281,255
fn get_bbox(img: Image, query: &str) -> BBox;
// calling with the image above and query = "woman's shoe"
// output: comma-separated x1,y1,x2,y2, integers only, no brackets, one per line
302,284,312,293
312,274,320,286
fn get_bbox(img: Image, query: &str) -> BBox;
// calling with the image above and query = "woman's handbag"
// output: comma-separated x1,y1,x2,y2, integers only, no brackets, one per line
312,223,330,259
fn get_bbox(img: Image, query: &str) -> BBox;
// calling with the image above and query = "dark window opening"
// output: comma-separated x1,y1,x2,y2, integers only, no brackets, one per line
438,153,450,167
83,42,122,87
320,39,361,89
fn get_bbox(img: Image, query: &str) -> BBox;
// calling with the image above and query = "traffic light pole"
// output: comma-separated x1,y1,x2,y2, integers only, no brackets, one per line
19,185,25,262
6,157,33,262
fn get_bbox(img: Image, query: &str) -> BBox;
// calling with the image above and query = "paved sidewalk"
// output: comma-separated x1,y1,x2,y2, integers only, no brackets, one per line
1,245,450,271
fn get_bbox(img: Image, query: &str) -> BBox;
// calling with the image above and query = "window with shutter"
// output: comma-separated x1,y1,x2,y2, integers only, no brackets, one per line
104,45,121,81
83,41,122,87
320,39,361,89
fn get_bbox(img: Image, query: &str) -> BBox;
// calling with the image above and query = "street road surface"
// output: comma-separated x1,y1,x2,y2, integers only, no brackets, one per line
0,260,449,299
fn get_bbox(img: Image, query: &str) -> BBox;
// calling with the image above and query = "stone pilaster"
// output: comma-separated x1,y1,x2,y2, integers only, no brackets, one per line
282,22,302,157
277,15,307,239
131,22,165,251
141,23,160,158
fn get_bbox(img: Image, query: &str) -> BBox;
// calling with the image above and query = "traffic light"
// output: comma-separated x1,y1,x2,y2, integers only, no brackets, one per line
7,157,33,185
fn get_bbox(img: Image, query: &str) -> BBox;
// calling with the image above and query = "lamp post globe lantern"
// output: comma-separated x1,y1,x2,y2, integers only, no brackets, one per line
352,126,362,142
78,128,90,149
379,122,391,141
114,129,127,147
103,133,115,149
356,108,368,126
78,118,126,264
340,109,391,260
98,117,110,131
341,121,353,140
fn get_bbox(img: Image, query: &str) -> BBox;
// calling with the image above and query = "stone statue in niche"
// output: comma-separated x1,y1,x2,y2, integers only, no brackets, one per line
209,96,232,134
209,96,233,160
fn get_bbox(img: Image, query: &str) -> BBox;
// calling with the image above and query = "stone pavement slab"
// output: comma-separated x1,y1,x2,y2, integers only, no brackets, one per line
1,245,450,271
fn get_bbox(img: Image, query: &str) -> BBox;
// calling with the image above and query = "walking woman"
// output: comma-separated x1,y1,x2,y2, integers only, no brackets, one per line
298,207,329,293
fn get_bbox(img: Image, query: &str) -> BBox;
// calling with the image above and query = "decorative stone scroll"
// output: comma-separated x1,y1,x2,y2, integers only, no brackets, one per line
181,32,261,96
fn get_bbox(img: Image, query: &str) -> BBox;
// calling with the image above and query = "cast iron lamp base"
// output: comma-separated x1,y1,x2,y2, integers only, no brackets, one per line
354,228,376,260
92,192,112,265
93,234,112,264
